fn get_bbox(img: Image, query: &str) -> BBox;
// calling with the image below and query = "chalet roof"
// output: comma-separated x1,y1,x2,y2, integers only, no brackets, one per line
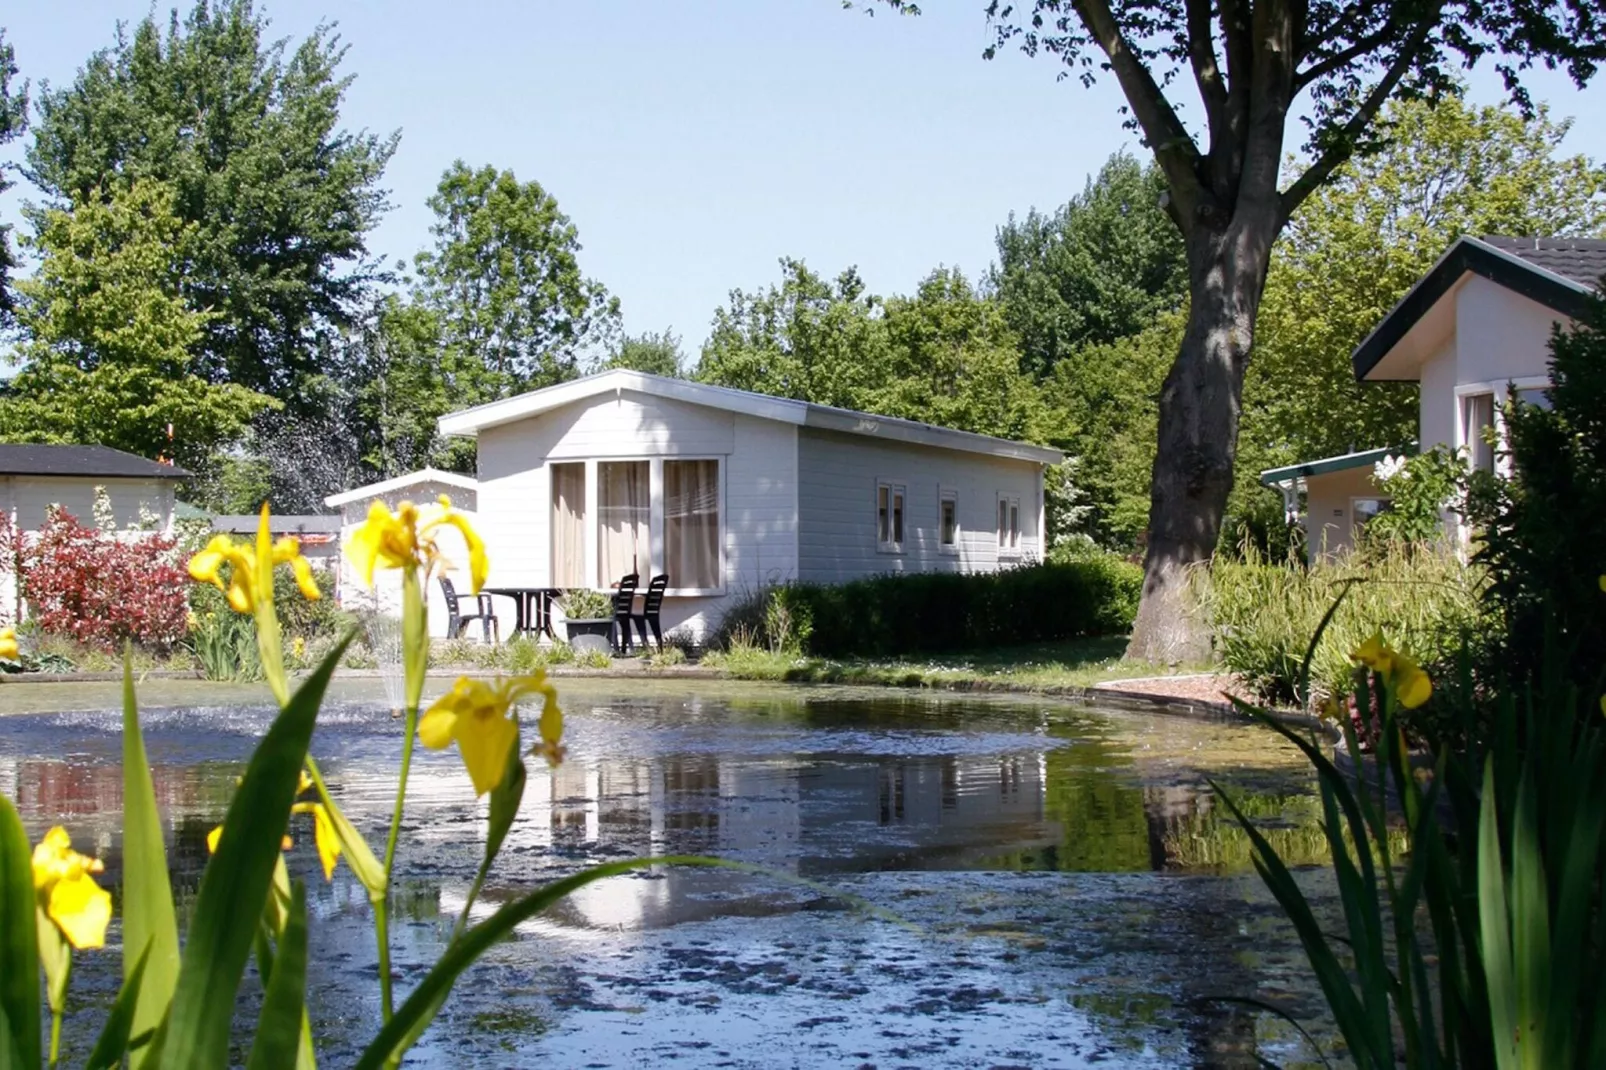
1259,445,1413,488
437,369,1064,466
324,467,480,509
0,444,189,480
1352,236,1596,382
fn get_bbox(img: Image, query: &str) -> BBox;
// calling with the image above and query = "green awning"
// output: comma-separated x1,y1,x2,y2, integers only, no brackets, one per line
1259,444,1416,487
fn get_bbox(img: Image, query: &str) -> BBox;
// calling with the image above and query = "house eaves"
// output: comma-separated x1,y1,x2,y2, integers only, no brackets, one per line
437,369,1063,466
1259,444,1415,487
324,467,480,509
1351,236,1595,383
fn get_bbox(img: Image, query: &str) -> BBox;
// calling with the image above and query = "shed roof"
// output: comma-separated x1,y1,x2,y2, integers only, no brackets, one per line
437,369,1063,466
0,444,190,480
1352,236,1597,382
1259,445,1414,487
323,467,480,509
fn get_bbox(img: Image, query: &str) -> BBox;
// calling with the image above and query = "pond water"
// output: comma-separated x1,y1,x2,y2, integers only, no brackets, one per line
0,678,1343,1068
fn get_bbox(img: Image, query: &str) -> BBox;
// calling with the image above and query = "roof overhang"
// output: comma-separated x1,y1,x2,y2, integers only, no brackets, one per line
1259,444,1415,488
1352,237,1594,382
323,467,480,509
436,369,1063,466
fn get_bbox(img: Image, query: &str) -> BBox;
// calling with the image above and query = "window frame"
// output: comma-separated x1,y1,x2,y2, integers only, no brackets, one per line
997,492,1022,557
1349,496,1394,544
938,486,959,554
876,479,907,554
551,455,727,598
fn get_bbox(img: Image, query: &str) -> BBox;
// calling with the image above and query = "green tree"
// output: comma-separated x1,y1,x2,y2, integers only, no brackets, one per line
991,153,1185,377
415,161,619,398
887,0,1606,661
875,268,1047,443
695,259,887,409
26,0,397,412
0,29,25,323
604,330,685,377
0,180,273,468
1226,93,1606,546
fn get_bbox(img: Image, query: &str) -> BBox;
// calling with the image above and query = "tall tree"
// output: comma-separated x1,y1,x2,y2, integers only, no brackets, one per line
26,0,396,413
415,161,620,397
887,0,1606,661
695,259,887,409
991,152,1185,377
1228,93,1606,544
0,180,273,468
604,330,685,377
0,29,24,323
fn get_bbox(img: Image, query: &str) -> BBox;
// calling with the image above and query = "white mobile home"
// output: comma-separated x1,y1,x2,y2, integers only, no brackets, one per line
436,370,1062,641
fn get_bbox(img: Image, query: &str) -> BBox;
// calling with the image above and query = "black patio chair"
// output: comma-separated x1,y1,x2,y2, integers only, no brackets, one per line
440,576,499,642
630,574,669,653
611,573,640,653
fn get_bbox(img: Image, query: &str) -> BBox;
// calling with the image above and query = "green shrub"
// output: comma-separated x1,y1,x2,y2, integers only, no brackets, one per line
573,649,612,669
557,588,614,619
714,556,1141,658
190,562,354,642
190,610,264,682
1196,543,1489,709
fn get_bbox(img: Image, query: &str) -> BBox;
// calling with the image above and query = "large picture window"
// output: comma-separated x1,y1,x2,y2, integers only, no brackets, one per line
598,461,650,584
550,462,586,588
665,459,721,590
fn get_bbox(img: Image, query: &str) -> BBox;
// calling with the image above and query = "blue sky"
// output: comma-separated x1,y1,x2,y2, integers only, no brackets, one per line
5,1,1605,358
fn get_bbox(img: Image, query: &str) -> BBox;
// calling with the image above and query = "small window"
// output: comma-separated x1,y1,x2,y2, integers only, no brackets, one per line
1352,497,1393,542
1462,393,1496,474
1514,385,1553,411
939,489,958,551
877,481,906,552
997,494,1022,554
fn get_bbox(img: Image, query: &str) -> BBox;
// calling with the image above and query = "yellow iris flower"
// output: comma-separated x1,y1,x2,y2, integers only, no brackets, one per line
0,626,17,660
1350,630,1433,709
188,504,321,612
208,774,342,880
32,827,111,951
346,496,488,593
419,674,564,796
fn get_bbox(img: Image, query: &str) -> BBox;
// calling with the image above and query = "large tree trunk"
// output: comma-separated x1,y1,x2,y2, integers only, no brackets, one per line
1124,218,1276,664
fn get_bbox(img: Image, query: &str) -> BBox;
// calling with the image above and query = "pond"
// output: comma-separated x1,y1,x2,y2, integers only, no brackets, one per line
0,677,1342,1068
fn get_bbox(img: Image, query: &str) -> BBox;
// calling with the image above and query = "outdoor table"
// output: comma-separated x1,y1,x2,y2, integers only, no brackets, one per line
482,586,562,641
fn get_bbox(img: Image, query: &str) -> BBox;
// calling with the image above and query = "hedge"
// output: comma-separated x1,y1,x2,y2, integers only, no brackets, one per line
719,556,1141,658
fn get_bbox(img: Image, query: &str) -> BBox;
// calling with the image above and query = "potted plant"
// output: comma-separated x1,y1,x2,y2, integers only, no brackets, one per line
558,588,615,655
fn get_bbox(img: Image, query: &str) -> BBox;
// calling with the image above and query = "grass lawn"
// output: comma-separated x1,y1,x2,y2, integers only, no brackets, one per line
698,635,1214,692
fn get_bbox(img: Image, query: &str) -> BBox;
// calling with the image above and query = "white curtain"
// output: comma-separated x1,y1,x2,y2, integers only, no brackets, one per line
598,461,649,584
665,460,719,589
550,463,586,587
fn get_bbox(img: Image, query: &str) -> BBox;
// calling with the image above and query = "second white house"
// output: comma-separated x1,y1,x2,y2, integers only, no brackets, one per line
435,369,1063,641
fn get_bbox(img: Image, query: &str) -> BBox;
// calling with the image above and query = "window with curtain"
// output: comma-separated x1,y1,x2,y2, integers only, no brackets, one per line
877,481,905,552
598,461,650,585
665,459,720,589
1462,393,1496,473
550,463,586,587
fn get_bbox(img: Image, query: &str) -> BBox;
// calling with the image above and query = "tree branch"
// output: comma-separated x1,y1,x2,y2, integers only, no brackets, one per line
1071,0,1212,232
1279,18,1436,221
1296,17,1404,90
1187,0,1229,139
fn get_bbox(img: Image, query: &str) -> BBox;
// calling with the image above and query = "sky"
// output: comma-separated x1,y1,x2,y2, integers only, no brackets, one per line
4,0,1606,359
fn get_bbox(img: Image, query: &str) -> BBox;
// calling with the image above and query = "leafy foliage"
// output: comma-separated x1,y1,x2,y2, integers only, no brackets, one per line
25,0,397,415
713,557,1141,659
415,161,620,395
0,27,26,324
604,330,685,377
1471,287,1606,700
1363,447,1466,549
1196,542,1488,709
20,506,189,651
0,180,274,468
990,152,1184,377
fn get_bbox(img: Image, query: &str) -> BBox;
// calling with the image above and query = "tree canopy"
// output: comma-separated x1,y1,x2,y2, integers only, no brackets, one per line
415,161,620,398
991,152,1185,377
0,180,274,469
0,29,25,324
603,330,685,377
26,0,396,414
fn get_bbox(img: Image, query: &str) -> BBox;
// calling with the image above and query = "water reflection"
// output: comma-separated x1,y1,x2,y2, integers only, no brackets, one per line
0,683,1341,1068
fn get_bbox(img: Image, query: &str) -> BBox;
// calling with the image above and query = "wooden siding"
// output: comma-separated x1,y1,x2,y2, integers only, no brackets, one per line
2,476,175,532
795,428,1044,583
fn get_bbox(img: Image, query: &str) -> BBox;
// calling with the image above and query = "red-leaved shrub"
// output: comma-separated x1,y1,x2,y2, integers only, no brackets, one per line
21,506,189,650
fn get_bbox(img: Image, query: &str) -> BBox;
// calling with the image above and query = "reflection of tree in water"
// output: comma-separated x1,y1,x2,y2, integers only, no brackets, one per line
661,755,720,851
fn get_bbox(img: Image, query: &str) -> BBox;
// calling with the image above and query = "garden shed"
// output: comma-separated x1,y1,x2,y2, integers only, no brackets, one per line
324,467,481,636
435,369,1061,642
